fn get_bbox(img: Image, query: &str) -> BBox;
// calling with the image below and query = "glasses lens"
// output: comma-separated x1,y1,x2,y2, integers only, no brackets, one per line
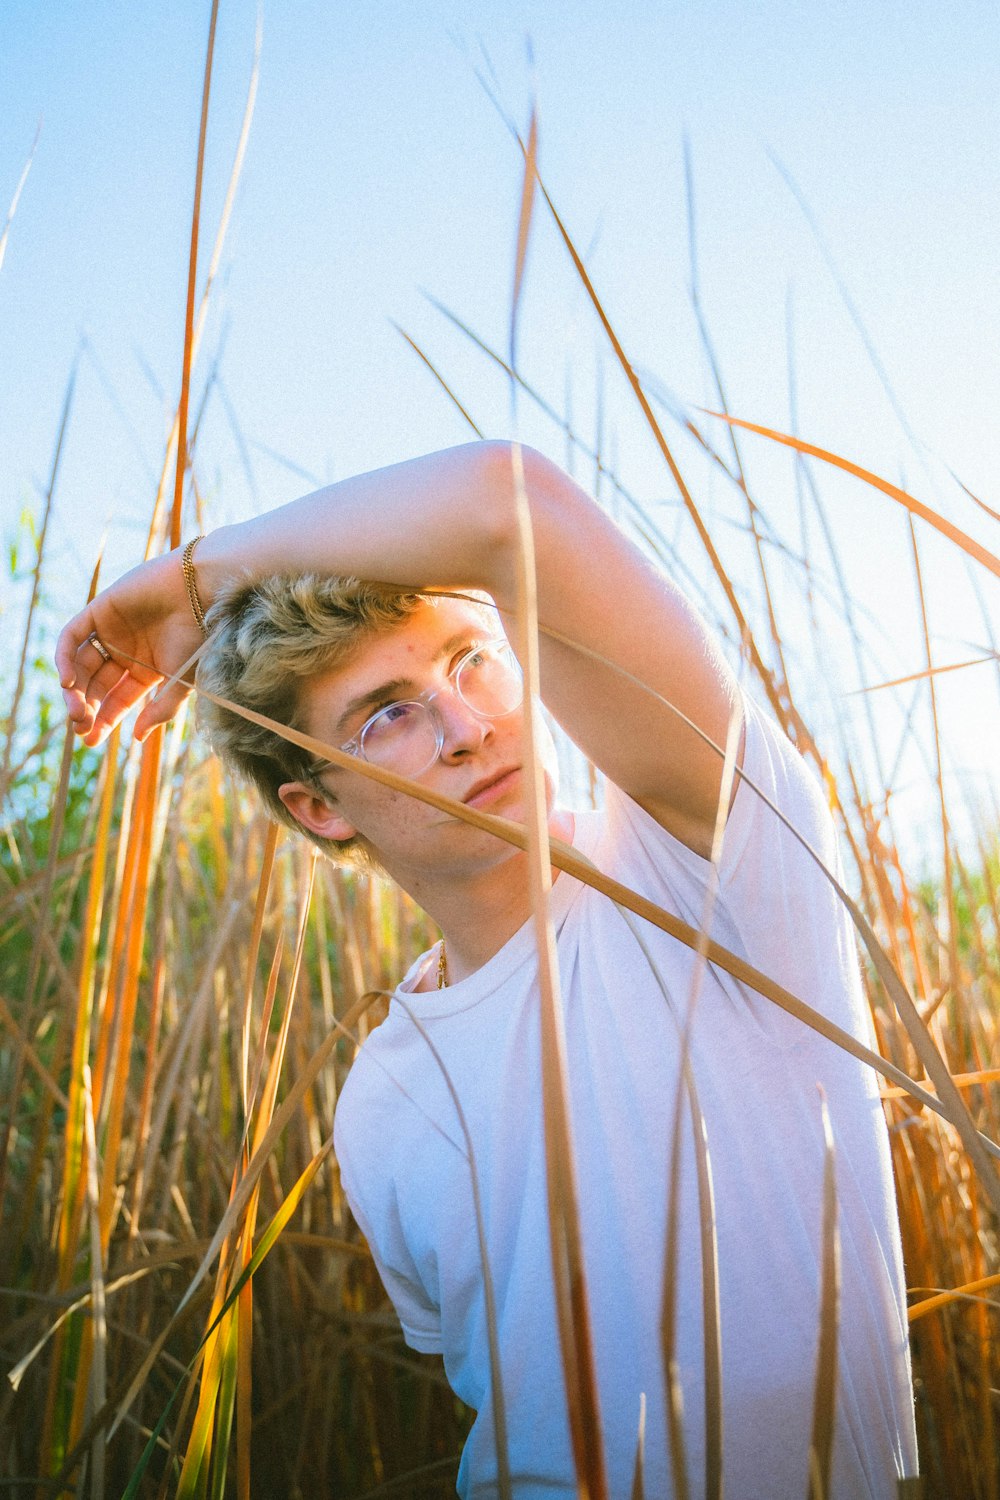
457,639,523,717
360,701,440,776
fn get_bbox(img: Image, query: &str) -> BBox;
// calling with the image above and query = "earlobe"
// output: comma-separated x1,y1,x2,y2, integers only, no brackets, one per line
278,781,357,844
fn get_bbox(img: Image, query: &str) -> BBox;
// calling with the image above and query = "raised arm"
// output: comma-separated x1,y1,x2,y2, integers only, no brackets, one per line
57,440,741,855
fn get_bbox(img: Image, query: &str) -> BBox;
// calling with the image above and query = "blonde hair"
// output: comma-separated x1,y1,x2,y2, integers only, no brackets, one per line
196,574,425,868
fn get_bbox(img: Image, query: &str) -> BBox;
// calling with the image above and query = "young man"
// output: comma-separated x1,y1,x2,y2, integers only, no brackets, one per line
57,440,917,1497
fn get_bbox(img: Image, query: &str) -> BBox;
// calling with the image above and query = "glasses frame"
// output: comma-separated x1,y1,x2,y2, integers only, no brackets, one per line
309,636,523,784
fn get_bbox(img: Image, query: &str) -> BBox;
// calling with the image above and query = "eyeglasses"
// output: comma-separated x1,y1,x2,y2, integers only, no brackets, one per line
313,637,523,781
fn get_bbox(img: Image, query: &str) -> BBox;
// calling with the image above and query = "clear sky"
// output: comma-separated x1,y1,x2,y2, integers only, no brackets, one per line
2,0,998,865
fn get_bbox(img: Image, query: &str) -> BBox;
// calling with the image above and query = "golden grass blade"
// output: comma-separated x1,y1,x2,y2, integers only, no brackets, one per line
850,655,997,694
509,104,538,369
807,1091,840,1500
144,12,259,559
240,820,280,1111
128,881,168,1236
235,1230,253,1500
244,927,284,1134
191,9,261,391
56,734,117,1273
176,1306,226,1495
97,732,163,1249
211,1305,241,1500
707,412,1000,582
392,322,484,436
661,1075,691,1500
170,0,220,550
82,1065,108,1500
908,1273,1000,1324
242,1137,333,1277
509,440,608,1500
250,858,315,1156
879,1068,1000,1100
948,467,1000,526
691,1100,721,1500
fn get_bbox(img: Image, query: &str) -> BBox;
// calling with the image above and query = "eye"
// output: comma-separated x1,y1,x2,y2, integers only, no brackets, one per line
454,641,488,674
363,699,421,743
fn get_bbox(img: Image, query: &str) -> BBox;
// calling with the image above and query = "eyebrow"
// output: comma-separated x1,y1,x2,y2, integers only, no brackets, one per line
334,630,485,737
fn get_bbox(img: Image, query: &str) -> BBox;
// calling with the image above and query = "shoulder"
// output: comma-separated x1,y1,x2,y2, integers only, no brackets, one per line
600,693,835,881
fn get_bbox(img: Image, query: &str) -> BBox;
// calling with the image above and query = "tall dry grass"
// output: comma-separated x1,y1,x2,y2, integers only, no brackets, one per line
2,21,999,1500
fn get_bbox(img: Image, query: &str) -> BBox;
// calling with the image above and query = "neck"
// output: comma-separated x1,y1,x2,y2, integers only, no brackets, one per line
396,806,575,989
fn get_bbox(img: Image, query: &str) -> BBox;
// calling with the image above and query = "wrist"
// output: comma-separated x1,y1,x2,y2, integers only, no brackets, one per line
181,536,209,634
177,526,233,628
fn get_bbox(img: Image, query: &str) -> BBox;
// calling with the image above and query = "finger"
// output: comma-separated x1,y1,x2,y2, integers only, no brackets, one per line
55,610,98,690
64,641,122,730
134,679,194,742
77,663,128,733
81,671,160,748
60,623,124,726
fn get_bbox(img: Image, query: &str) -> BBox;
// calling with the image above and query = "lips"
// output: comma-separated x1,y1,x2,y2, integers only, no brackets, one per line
463,766,521,807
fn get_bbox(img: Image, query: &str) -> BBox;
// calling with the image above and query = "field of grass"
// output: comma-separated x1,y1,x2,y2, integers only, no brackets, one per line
2,22,999,1500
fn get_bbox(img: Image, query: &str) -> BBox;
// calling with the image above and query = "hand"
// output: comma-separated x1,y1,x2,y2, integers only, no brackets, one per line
55,548,209,746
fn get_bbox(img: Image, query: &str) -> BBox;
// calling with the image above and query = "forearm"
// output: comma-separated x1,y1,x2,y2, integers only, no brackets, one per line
193,440,526,609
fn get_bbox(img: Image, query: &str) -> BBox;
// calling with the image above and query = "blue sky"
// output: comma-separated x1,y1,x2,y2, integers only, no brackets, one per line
2,0,999,861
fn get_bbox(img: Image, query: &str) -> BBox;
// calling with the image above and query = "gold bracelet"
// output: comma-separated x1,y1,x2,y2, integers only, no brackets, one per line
182,535,209,636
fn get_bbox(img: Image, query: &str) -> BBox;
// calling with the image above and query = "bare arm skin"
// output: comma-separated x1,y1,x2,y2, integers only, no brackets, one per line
56,441,742,856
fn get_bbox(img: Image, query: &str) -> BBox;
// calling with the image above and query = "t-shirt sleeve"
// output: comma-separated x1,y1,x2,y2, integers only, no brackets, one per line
334,1073,444,1354
599,691,875,1054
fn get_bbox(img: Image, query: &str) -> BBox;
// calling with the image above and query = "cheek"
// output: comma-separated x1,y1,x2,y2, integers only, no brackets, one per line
535,713,561,786
349,782,443,840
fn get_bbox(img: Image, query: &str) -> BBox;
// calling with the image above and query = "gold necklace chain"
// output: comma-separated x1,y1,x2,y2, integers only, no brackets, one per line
437,938,448,990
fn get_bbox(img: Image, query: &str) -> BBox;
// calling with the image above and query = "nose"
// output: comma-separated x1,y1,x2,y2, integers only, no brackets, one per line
435,689,492,761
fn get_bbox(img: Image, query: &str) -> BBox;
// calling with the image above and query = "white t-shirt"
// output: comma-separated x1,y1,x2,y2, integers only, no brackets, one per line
334,696,918,1498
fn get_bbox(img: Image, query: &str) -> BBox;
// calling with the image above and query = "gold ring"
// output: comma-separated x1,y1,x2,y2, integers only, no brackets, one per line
87,631,112,664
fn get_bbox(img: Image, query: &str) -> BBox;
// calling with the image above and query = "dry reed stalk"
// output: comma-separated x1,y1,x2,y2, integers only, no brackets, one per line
170,0,219,551
806,1093,840,1500
508,109,606,1500
710,414,1000,583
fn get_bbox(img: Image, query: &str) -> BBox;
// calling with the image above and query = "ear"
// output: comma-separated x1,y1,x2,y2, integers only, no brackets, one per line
278,780,357,844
